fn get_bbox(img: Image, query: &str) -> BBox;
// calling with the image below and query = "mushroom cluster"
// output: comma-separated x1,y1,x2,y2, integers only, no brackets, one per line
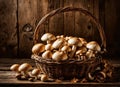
10,63,49,82
32,33,102,62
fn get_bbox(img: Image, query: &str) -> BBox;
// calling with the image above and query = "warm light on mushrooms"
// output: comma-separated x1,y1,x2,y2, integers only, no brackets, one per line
42,50,52,59
41,33,56,44
32,43,45,55
18,63,32,78
68,37,82,58
52,51,63,62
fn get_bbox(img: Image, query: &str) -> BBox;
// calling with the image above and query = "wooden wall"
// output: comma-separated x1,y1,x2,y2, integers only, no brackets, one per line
0,0,120,59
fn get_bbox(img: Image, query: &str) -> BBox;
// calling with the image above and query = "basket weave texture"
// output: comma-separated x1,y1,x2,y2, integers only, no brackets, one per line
32,7,107,80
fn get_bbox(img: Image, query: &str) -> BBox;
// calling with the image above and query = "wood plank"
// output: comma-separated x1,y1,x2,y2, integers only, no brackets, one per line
74,0,99,42
48,0,64,36
0,71,120,86
64,0,75,36
36,0,49,42
0,0,18,58
104,0,119,58
18,0,38,58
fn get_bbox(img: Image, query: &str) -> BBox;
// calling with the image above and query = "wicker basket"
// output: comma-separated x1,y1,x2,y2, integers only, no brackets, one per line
31,7,107,80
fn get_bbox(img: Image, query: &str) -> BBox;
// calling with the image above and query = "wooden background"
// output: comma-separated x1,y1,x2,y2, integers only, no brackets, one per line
0,0,120,59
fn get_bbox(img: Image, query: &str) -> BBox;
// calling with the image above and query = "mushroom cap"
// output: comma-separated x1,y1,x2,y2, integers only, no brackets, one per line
10,64,20,72
52,51,63,61
61,53,68,61
42,50,52,59
41,33,56,41
32,43,45,54
68,37,78,45
52,38,64,49
18,63,32,72
76,46,87,55
45,44,53,50
61,45,71,52
79,38,87,45
31,68,41,76
86,41,101,51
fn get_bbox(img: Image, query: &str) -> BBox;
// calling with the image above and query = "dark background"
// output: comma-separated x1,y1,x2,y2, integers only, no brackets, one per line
0,0,120,59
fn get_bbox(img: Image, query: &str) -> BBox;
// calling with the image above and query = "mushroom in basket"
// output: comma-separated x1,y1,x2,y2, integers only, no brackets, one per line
86,41,101,59
32,43,45,55
68,37,82,58
41,33,56,44
75,46,87,61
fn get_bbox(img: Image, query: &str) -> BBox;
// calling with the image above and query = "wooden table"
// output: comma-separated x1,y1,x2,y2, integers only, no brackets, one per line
0,58,120,87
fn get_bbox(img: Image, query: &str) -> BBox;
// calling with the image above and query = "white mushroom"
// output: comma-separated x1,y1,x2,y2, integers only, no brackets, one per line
32,43,45,55
10,64,22,79
86,41,101,52
42,50,52,59
29,68,41,81
18,63,32,78
61,45,71,54
31,68,41,76
45,44,53,51
52,38,64,50
52,51,63,62
68,37,82,58
79,38,87,46
41,33,56,44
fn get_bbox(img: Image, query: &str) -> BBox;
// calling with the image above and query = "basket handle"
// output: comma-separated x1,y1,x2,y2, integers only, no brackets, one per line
34,7,106,52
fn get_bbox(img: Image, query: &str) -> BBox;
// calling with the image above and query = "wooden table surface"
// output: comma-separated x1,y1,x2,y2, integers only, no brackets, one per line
0,58,120,87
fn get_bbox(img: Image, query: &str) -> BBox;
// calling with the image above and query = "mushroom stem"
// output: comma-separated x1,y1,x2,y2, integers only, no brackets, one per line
47,40,50,44
70,45,77,58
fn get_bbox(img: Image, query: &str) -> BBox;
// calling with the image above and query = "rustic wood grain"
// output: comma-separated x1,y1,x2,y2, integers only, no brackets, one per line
36,0,49,42
18,0,38,58
48,0,64,36
64,0,75,36
104,0,118,57
0,0,18,58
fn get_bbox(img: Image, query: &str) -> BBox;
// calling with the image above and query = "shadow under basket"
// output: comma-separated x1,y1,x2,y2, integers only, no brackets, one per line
31,7,111,80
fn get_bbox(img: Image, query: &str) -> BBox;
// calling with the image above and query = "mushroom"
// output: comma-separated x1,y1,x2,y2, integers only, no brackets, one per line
61,52,68,61
86,41,101,52
42,50,52,59
45,44,53,51
18,63,32,78
86,41,101,59
95,71,106,82
68,37,82,58
76,47,87,60
79,38,87,46
52,38,64,50
41,33,56,44
29,68,41,81
32,43,45,55
52,51,63,62
41,74,48,82
86,50,95,59
10,64,20,72
61,45,71,54
10,64,22,79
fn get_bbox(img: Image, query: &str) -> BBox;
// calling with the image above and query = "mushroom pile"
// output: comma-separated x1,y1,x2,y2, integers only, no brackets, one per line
32,33,102,62
10,63,49,82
